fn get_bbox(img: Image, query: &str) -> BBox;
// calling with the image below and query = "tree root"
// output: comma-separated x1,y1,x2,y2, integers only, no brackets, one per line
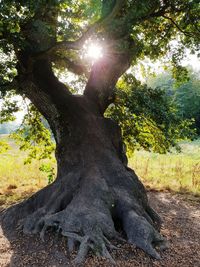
123,210,168,260
1,167,168,265
62,232,116,264
15,200,167,264
20,207,118,264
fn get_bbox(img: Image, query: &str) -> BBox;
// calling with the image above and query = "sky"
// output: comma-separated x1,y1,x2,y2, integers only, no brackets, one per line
182,53,200,71
131,49,200,83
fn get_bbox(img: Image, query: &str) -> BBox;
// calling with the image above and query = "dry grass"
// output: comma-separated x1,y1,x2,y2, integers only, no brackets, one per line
0,135,200,207
0,134,54,207
129,140,200,196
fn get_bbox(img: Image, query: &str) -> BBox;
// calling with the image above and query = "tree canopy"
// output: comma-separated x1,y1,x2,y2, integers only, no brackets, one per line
0,0,199,155
0,0,199,93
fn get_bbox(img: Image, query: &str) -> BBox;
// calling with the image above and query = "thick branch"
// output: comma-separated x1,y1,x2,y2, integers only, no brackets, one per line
16,77,61,142
84,51,132,113
44,40,81,55
0,77,62,139
16,56,77,142
51,54,88,76
17,51,73,103
32,58,72,101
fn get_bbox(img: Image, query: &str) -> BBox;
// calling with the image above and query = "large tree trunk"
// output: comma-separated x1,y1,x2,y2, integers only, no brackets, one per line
1,84,167,263
1,28,167,260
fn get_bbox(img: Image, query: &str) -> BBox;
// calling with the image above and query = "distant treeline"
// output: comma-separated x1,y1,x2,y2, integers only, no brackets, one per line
147,69,200,135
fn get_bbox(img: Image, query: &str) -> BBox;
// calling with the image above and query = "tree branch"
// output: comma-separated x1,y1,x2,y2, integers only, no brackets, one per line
31,58,73,101
16,77,61,142
16,50,77,111
162,15,196,37
46,40,81,54
51,54,88,76
43,0,125,56
84,51,132,114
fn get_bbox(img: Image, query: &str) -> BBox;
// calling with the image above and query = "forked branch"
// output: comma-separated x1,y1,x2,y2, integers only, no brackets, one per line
45,0,125,55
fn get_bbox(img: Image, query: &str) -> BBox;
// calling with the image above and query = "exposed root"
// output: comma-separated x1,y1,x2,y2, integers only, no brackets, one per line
123,210,167,260
18,200,166,264
43,218,116,264
73,235,90,264
67,233,116,265
1,164,167,265
42,225,116,264
146,205,163,230
103,236,118,250
1,182,57,231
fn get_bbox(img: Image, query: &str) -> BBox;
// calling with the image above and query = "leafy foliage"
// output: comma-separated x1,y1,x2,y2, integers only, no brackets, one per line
0,92,20,123
147,69,200,134
106,74,195,154
0,140,9,153
39,163,55,184
12,104,55,164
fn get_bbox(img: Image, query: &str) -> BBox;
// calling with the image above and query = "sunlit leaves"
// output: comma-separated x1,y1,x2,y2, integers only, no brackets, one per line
39,163,55,184
172,65,190,87
148,68,200,135
0,50,16,87
0,140,9,153
106,73,195,153
57,0,101,41
0,91,20,123
12,104,55,164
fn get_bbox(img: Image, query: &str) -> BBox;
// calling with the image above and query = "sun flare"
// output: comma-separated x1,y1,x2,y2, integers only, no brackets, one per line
83,42,103,62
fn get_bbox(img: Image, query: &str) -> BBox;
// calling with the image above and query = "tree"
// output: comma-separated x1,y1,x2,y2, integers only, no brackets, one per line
107,73,195,155
1,0,199,264
147,69,200,134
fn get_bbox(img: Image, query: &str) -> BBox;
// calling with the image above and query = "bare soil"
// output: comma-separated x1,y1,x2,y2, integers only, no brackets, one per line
0,192,200,267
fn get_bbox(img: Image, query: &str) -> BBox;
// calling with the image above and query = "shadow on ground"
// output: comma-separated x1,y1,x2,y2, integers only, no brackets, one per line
0,192,200,267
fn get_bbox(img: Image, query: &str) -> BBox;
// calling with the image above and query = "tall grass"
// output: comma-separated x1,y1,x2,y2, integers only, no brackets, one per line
0,135,54,206
129,139,200,196
0,135,200,207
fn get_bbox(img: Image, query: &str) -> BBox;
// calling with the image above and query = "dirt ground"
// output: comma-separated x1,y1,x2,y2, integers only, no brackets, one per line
0,192,200,267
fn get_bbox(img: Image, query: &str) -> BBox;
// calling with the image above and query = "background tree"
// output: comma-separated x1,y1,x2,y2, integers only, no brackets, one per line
1,0,199,264
148,69,200,135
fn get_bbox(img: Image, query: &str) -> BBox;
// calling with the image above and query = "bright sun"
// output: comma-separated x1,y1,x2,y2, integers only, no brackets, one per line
83,42,103,62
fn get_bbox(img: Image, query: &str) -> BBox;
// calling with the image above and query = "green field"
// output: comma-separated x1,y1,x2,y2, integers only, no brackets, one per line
0,135,200,207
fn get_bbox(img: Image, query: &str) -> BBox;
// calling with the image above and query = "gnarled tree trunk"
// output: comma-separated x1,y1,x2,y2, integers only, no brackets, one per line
1,54,167,264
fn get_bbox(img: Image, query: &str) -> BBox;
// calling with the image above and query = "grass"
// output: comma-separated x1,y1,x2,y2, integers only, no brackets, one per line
129,139,200,197
0,134,200,207
0,134,54,207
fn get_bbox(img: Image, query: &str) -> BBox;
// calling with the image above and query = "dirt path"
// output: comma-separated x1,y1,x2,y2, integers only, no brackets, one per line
0,192,200,267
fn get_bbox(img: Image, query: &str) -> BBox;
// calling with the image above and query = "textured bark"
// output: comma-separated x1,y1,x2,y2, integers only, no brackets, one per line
1,86,167,263
84,51,132,113
1,45,168,264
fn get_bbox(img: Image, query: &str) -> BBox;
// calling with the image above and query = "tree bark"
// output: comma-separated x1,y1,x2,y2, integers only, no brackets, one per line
84,51,132,113
1,64,167,263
